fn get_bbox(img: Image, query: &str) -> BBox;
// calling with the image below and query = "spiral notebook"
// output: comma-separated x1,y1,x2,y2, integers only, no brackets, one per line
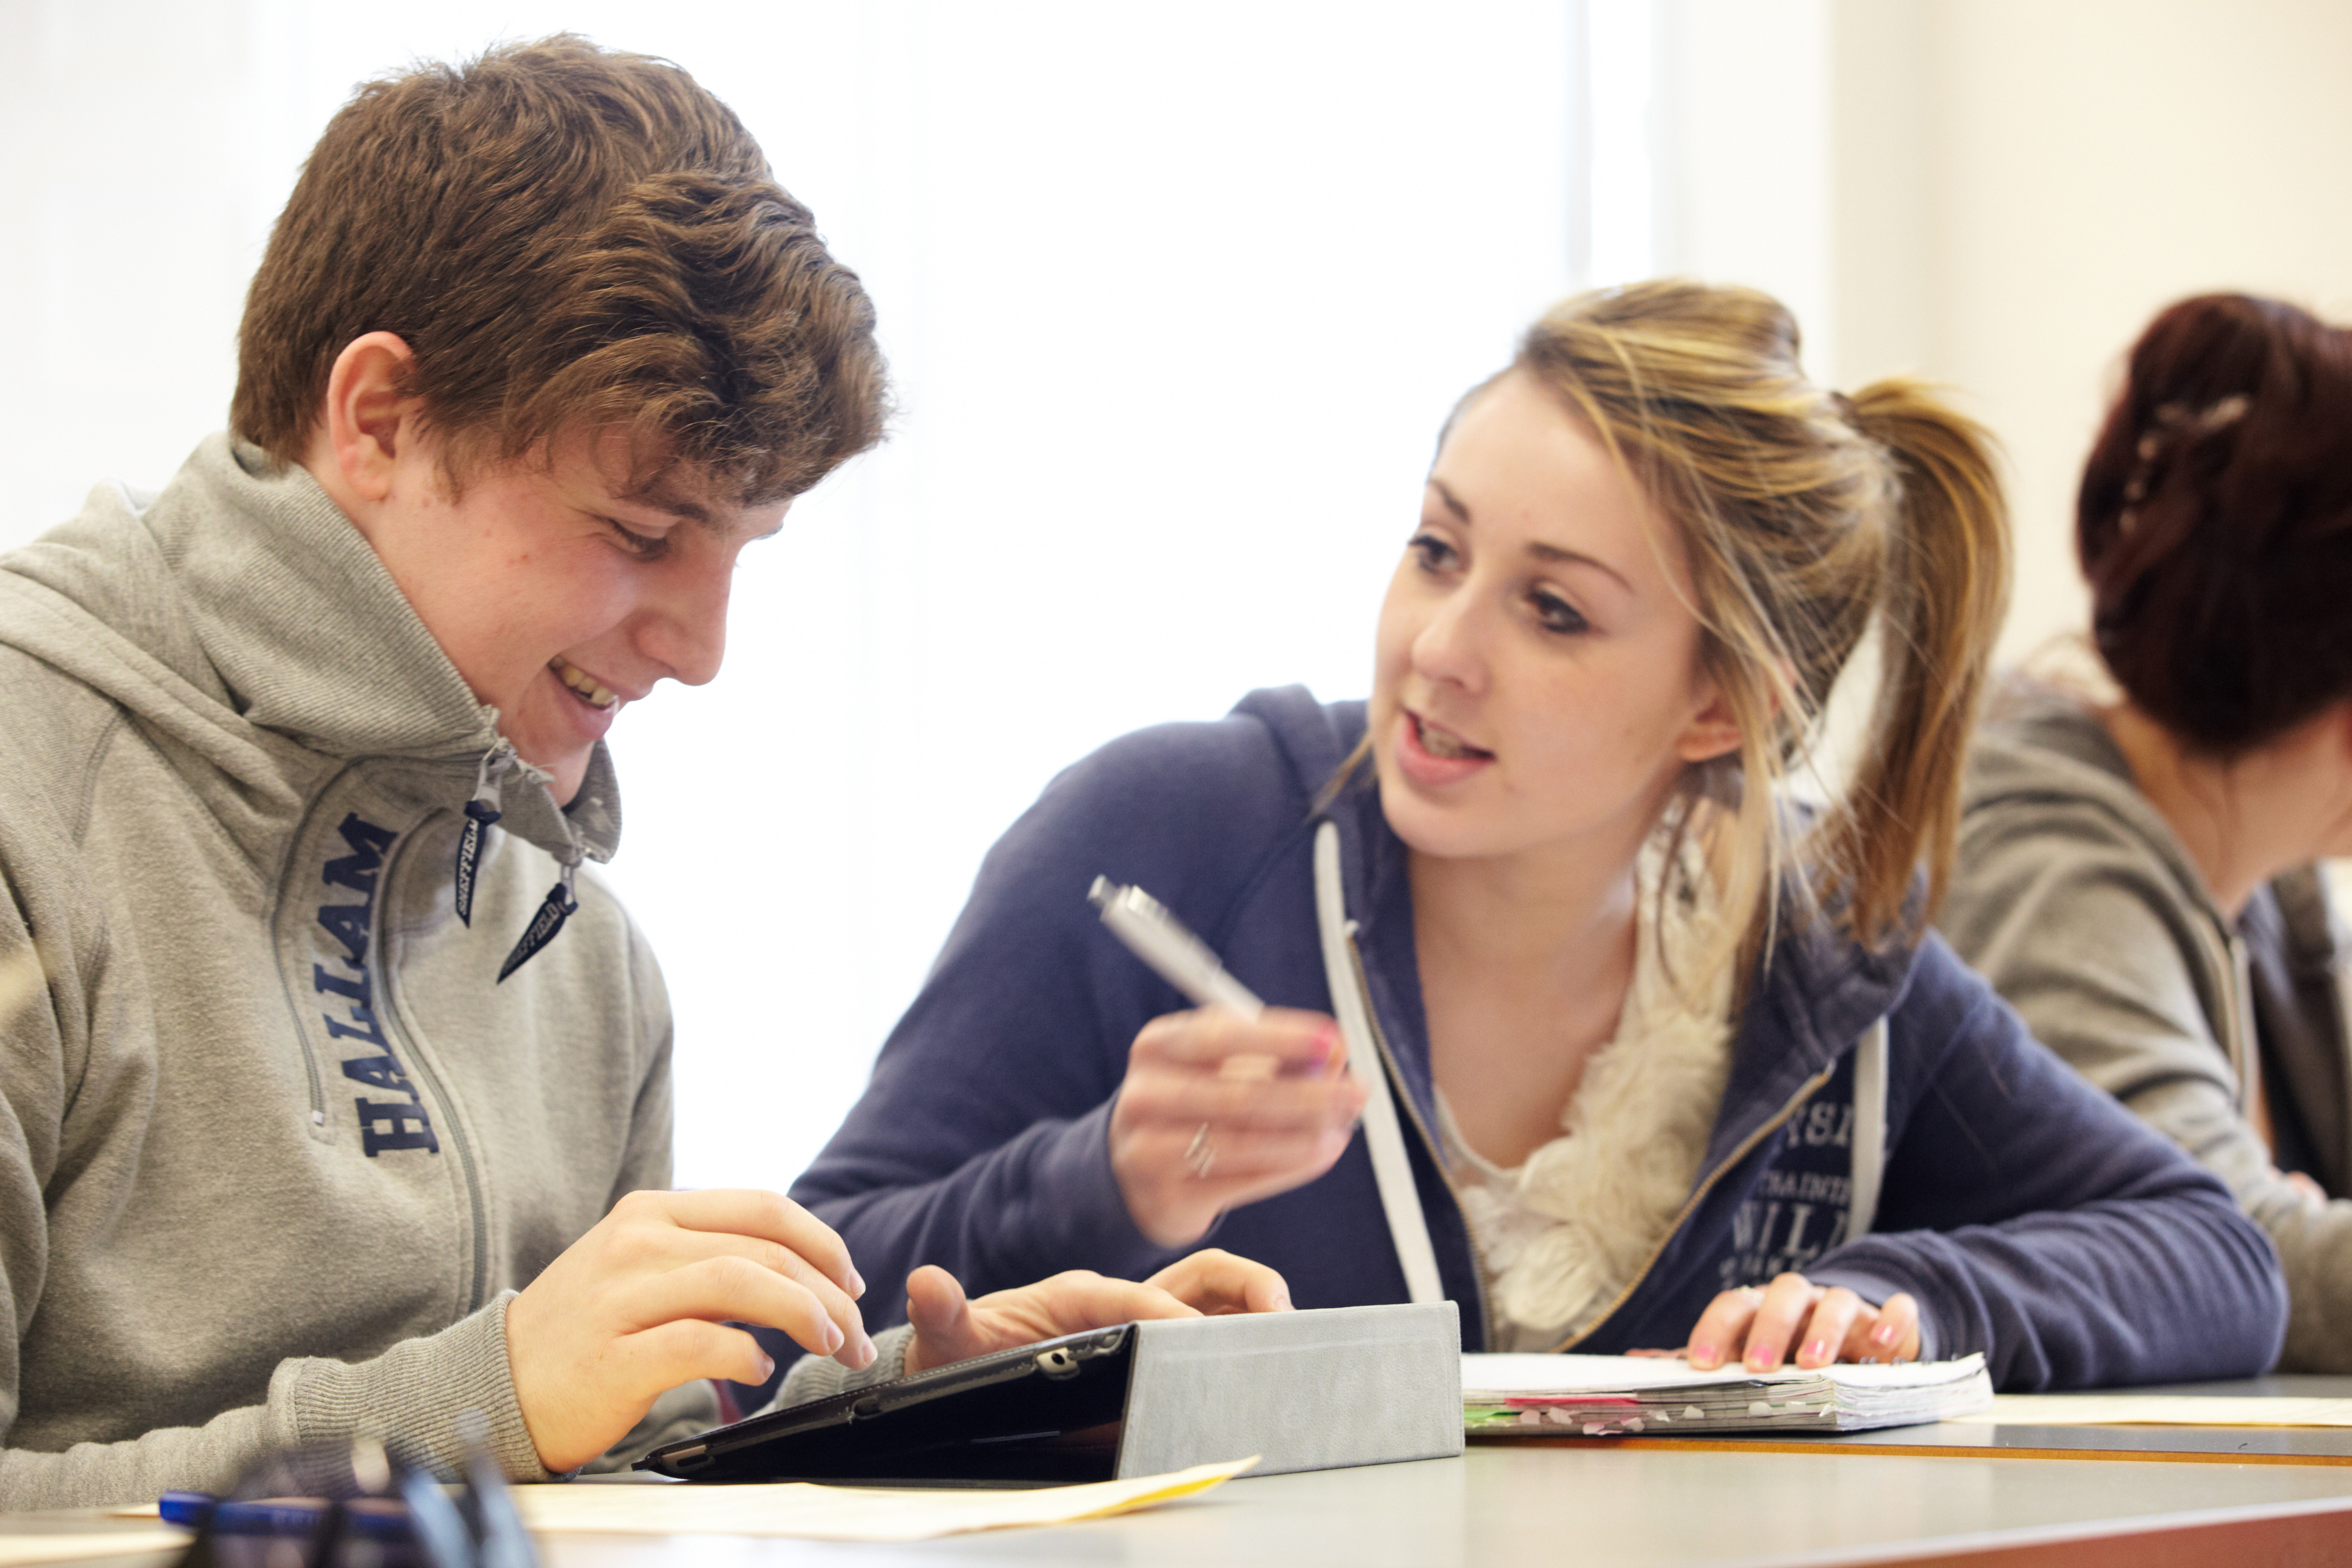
1463,1352,1993,1436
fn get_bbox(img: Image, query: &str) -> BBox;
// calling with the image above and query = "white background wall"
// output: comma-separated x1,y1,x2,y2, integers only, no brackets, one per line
6,0,2348,1192
1826,0,2352,663
1,0,1583,1189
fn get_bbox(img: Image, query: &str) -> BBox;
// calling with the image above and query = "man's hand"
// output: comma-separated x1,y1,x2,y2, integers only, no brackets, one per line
902,1250,1293,1375
505,1189,874,1473
1685,1272,1921,1372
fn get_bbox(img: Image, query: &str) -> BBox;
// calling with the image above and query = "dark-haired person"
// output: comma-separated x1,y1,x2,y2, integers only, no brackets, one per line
0,38,1284,1509
1941,293,2352,1371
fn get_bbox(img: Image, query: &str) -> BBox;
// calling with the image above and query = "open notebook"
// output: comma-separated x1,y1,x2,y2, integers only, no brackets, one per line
1464,1352,1993,1436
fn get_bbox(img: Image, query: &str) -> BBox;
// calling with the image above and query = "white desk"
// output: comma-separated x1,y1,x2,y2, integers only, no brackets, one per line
34,1379,2352,1567
519,1447,2352,1567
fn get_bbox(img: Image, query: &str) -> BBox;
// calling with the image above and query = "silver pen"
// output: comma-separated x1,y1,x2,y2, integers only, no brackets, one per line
1087,876,1266,1019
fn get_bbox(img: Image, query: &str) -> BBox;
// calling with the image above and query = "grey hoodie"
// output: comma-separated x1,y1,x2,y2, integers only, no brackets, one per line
1942,682,2352,1372
0,435,677,1506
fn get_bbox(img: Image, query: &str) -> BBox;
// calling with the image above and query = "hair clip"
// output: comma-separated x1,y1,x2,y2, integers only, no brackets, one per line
2118,393,2252,530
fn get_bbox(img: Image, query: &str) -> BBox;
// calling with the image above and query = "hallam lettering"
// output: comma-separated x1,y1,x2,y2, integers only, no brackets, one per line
312,812,439,1157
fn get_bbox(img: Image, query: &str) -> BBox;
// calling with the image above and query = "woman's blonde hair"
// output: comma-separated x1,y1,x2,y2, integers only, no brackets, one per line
1353,281,2011,983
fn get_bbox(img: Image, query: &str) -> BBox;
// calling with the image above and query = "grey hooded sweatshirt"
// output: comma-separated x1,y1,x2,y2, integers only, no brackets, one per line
0,435,683,1506
1942,682,2352,1372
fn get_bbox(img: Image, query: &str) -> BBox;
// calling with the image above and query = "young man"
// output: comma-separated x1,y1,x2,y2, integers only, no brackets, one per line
0,37,1282,1509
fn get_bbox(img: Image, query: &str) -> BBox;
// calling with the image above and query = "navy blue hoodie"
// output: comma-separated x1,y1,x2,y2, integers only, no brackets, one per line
794,690,2286,1387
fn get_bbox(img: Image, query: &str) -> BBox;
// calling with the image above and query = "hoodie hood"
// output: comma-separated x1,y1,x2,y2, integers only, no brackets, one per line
0,433,620,867
1961,679,2218,933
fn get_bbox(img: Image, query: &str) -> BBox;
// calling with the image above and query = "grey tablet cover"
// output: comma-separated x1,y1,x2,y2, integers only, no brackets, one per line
1115,1301,1462,1478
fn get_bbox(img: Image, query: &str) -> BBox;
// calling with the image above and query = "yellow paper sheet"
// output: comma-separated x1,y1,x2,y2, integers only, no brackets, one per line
0,1527,188,1565
510,1457,1258,1542
1950,1395,2352,1428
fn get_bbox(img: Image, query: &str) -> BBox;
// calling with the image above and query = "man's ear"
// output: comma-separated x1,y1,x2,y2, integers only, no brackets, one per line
1675,678,1743,765
310,332,423,506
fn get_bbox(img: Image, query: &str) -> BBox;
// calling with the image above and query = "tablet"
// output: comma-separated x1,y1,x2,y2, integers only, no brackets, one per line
636,1323,1137,1485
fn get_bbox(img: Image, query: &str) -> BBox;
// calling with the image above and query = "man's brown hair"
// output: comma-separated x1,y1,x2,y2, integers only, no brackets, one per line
232,35,886,503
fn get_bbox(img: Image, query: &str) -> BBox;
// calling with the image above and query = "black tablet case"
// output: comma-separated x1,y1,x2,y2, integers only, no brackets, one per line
638,1301,1462,1485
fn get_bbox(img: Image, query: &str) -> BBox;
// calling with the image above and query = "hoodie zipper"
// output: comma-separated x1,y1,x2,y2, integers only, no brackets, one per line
375,815,494,1314
1348,918,1838,1354
1547,1062,1836,1353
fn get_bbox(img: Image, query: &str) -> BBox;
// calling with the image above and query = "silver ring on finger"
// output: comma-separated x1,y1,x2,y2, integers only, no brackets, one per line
1184,1122,1216,1180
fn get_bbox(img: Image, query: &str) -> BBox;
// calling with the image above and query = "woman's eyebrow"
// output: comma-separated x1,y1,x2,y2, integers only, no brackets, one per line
1426,477,1633,593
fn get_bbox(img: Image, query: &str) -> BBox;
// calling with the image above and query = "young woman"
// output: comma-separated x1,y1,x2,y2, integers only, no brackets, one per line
1941,293,2352,1372
796,280,2287,1387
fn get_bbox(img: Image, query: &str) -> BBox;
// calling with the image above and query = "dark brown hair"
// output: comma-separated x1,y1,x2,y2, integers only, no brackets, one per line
232,36,887,503
2079,293,2352,756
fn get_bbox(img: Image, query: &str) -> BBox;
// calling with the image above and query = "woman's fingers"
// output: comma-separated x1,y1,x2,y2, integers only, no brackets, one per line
1688,1277,1923,1374
1145,1248,1294,1314
1847,1291,1922,1363
1121,1060,1367,1132
1790,1287,1867,1369
1132,1008,1345,1075
1112,1009,1370,1246
1736,1273,1824,1371
1685,1286,1764,1371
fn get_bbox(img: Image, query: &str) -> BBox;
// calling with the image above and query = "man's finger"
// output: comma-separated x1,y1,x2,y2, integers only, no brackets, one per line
620,1253,853,1364
619,1188,863,1298
614,1318,776,1400
1145,1248,1293,1315
903,1265,978,1374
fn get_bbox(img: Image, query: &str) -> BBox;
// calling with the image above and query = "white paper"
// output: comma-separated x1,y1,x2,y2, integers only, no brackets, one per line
1461,1352,1987,1396
0,1528,188,1564
509,1457,1257,1542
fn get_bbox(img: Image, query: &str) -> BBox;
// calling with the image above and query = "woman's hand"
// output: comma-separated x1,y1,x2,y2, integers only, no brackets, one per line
1109,1007,1369,1246
505,1189,873,1473
1685,1272,1922,1372
902,1250,1293,1375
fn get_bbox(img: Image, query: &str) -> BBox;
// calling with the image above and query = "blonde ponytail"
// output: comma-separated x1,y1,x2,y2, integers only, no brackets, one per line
1496,281,2012,986
1826,383,2011,941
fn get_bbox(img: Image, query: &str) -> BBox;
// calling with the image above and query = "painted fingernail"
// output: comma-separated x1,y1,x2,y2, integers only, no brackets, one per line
824,1320,844,1354
1746,1346,1774,1370
1872,1320,1898,1346
1689,1342,1715,1366
1802,1339,1828,1364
